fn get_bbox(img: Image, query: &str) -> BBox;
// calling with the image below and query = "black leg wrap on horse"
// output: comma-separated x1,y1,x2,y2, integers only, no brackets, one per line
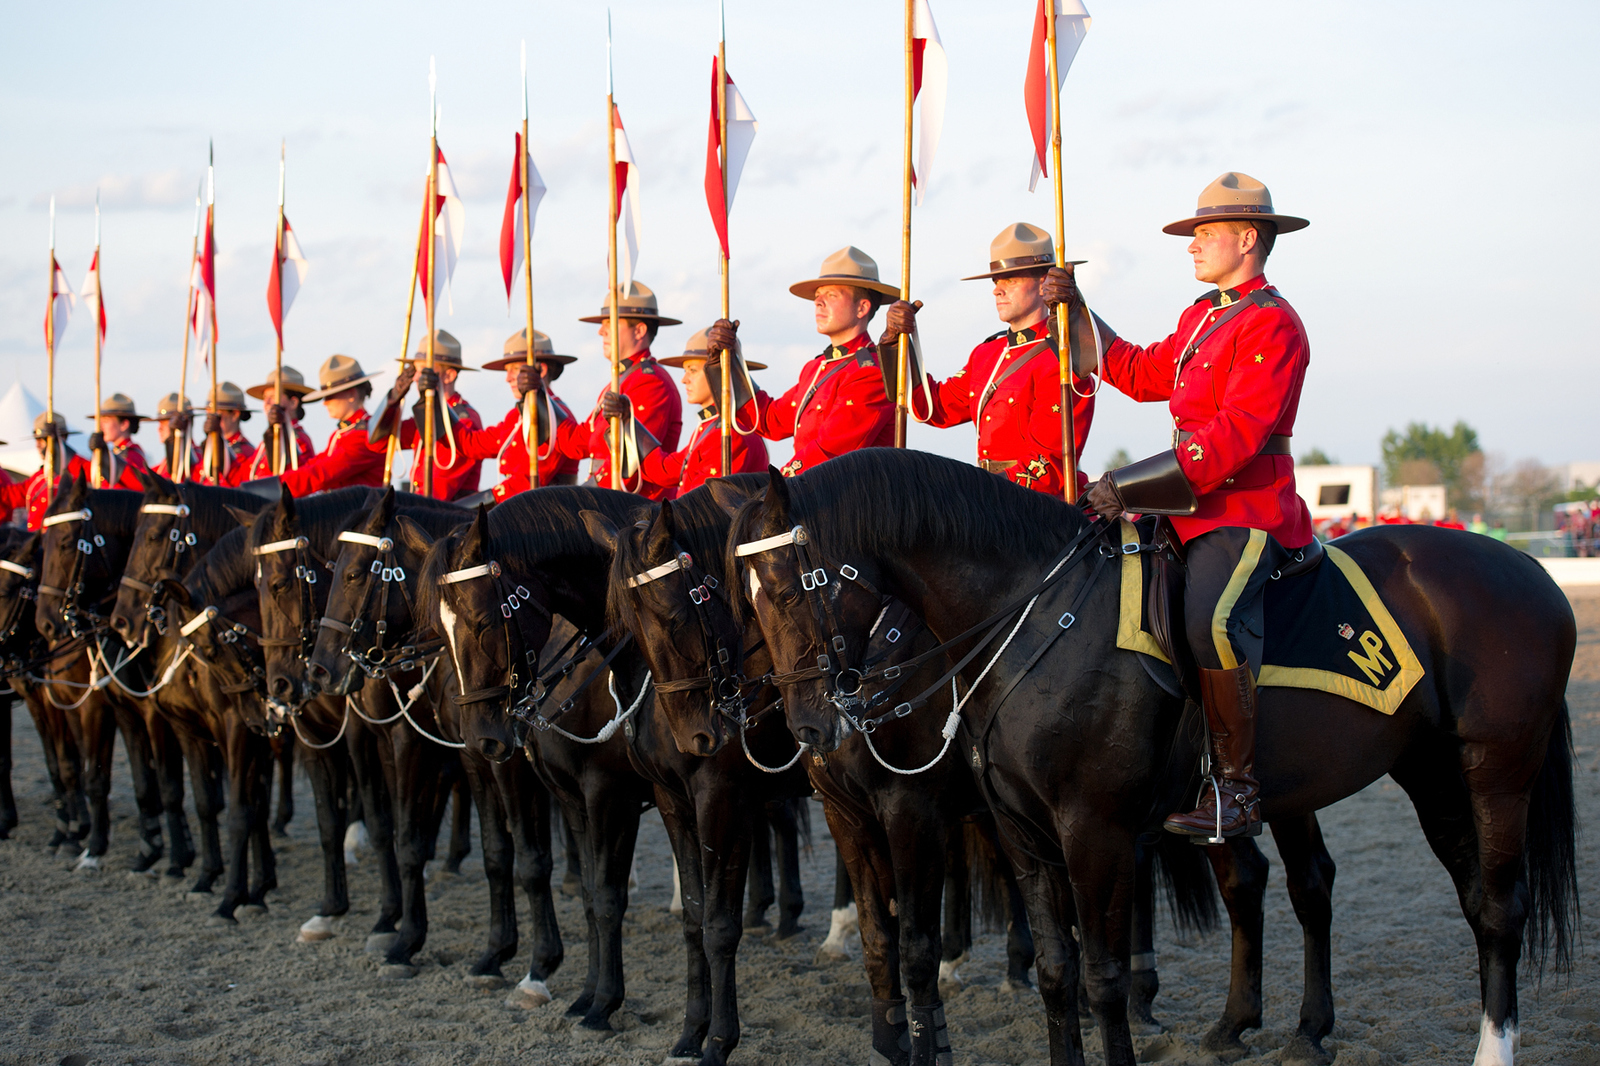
869,997,910,1066
908,1003,952,1066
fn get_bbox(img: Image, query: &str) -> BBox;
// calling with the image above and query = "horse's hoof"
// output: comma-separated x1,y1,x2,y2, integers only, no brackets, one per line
998,977,1036,996
742,918,771,936
773,922,804,941
379,964,418,980
72,851,100,873
163,867,186,881
364,933,399,954
504,977,552,1009
574,1017,615,1037
1279,1032,1333,1066
1199,1023,1249,1062
1131,1019,1164,1038
240,904,269,918
464,973,506,990
185,889,213,903
206,914,238,928
938,958,965,995
297,915,337,943
560,872,582,898
814,944,851,965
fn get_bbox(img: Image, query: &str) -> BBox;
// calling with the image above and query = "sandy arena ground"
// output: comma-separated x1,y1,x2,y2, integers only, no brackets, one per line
2,594,1597,1066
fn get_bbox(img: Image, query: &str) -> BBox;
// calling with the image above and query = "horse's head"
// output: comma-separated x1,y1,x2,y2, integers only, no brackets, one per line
422,505,551,762
249,485,322,709
36,473,93,645
166,572,272,733
109,471,190,647
309,487,432,697
0,530,43,664
728,469,890,753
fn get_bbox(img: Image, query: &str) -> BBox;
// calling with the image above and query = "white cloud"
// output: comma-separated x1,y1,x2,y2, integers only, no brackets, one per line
35,170,199,211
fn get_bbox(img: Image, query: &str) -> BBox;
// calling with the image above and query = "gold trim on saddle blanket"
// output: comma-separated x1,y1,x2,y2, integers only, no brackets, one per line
1114,522,1425,715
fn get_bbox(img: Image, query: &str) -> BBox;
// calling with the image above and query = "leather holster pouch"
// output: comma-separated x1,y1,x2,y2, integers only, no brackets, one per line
1111,449,1198,516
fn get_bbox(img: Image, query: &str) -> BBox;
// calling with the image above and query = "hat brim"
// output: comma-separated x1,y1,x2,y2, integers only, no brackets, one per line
658,354,768,370
86,411,153,421
789,277,902,301
245,383,315,400
480,354,578,372
303,372,387,402
960,259,1085,282
402,359,478,372
576,312,683,325
1161,212,1309,237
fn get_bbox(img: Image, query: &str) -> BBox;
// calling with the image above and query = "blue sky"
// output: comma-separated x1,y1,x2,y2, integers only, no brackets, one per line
3,0,1596,474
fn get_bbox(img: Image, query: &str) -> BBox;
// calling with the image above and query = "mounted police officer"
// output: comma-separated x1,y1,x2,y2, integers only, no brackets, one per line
578,282,686,499
877,222,1096,495
368,330,485,501
452,328,582,500
254,354,387,496
1044,172,1314,840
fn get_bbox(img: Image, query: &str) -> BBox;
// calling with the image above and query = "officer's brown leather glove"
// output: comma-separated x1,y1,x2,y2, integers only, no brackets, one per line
387,365,417,407
707,319,740,357
203,412,222,437
599,391,629,420
877,299,923,351
1084,473,1125,523
513,364,541,398
1040,265,1083,313
263,403,285,426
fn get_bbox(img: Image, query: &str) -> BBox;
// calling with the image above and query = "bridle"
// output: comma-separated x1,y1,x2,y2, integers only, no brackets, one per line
252,532,333,669
118,501,199,638
177,599,269,697
319,530,443,679
38,507,117,641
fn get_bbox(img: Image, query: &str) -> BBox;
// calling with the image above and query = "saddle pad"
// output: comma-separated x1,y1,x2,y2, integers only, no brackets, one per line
1116,522,1424,715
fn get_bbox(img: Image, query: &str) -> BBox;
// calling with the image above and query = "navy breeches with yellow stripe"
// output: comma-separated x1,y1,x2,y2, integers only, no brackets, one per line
1182,527,1291,676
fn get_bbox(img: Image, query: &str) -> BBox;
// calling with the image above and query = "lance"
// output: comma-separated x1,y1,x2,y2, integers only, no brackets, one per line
91,191,104,488
173,182,202,484
605,16,622,491
44,197,58,508
1044,0,1079,503
385,187,427,486
717,0,733,474
421,57,439,498
203,141,223,482
520,41,540,489
893,0,914,448
273,141,288,474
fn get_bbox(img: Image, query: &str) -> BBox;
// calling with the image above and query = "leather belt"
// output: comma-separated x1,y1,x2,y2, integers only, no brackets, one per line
1175,431,1291,456
978,459,1017,474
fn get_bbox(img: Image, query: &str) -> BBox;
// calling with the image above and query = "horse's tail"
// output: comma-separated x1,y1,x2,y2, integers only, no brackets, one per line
1151,830,1219,936
964,815,1012,935
1525,697,1579,977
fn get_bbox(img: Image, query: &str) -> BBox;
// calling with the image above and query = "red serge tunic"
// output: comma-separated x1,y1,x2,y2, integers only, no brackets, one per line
227,422,316,485
278,412,386,497
738,333,894,477
452,394,582,501
104,440,151,491
922,318,1096,496
0,453,95,530
1099,273,1314,548
377,393,485,501
552,352,684,501
638,408,770,498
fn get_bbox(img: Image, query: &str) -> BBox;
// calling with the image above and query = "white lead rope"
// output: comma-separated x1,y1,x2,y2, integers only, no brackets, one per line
544,669,651,745
292,701,350,750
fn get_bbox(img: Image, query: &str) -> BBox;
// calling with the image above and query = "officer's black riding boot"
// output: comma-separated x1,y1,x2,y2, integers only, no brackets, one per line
1164,664,1261,839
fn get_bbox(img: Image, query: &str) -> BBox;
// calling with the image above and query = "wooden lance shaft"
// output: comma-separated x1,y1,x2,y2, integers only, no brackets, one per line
422,139,438,498
1046,0,1080,504
717,48,733,475
174,190,201,485
386,196,426,486
521,123,540,488
606,98,622,492
44,229,57,509
894,0,914,449
92,247,104,489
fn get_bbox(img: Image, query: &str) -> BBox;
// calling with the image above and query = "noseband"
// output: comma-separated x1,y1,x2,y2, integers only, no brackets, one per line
320,530,442,679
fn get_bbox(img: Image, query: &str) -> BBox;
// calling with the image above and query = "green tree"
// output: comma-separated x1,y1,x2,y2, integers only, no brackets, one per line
1103,448,1132,473
1298,447,1337,465
1381,421,1481,508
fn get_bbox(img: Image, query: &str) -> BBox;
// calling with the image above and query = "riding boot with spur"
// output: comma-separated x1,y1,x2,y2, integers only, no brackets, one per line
1164,664,1261,839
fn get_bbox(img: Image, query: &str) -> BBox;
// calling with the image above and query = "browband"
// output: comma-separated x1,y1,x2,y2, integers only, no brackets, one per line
441,561,501,585
42,509,91,528
140,504,190,517
0,560,35,579
253,537,307,556
734,526,804,557
627,552,691,589
180,606,219,637
337,531,393,551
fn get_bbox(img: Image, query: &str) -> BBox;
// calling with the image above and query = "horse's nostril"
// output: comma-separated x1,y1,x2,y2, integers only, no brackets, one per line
268,676,294,699
796,725,827,748
479,737,506,760
306,661,328,683
692,732,716,756
110,615,127,632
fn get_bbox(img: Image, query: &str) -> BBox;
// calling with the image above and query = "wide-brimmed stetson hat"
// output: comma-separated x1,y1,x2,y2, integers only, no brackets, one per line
205,381,254,418
1162,172,1309,237
658,328,768,370
34,411,82,439
482,329,579,377
402,329,478,371
960,222,1084,281
246,365,314,400
303,355,385,402
155,393,194,420
789,246,901,301
577,281,682,326
87,393,152,421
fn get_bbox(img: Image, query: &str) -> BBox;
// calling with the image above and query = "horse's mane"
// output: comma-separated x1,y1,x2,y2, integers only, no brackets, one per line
253,487,383,552
187,524,254,605
176,482,273,541
607,474,765,636
389,492,477,537
740,450,1085,563
83,488,145,536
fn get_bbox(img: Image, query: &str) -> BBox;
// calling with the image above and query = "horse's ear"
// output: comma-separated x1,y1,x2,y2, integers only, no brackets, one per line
579,510,621,554
705,477,755,517
137,469,155,494
274,482,298,532
656,499,677,540
394,514,434,557
224,505,259,529
155,472,177,495
370,485,397,531
465,504,490,563
159,577,192,608
760,466,791,531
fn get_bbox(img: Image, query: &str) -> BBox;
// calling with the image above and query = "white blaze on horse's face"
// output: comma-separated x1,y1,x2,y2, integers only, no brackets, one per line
747,566,762,604
438,595,467,685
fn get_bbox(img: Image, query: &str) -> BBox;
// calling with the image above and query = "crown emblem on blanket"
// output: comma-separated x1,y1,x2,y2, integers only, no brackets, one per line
1338,623,1355,640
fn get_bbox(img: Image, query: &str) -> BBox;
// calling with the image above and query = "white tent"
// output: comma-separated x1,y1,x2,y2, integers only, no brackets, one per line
0,381,46,477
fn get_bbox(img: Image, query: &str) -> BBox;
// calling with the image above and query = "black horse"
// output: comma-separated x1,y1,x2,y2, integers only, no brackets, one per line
35,477,196,874
728,450,1577,1066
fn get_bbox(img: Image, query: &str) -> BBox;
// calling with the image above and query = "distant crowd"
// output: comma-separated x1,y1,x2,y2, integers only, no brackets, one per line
1313,508,1508,543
